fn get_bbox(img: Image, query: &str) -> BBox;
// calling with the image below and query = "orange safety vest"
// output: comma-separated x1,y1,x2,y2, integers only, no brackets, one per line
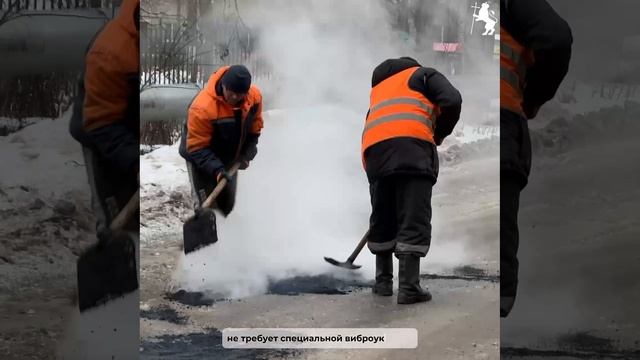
500,26,534,117
362,66,439,162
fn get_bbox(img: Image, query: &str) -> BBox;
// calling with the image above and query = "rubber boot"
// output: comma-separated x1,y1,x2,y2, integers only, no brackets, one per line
397,254,432,304
372,252,393,296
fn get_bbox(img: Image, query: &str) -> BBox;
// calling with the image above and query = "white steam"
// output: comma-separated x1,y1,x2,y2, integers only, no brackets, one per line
172,0,497,298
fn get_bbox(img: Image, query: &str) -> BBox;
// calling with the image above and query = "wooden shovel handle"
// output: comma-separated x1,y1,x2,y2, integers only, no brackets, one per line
110,189,140,231
346,230,369,263
201,162,242,209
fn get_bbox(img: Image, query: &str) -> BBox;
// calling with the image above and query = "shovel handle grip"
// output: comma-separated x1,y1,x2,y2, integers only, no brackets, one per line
202,162,242,209
346,230,369,263
110,189,140,231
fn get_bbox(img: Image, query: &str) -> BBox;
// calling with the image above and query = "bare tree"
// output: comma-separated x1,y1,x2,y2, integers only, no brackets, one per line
141,19,203,89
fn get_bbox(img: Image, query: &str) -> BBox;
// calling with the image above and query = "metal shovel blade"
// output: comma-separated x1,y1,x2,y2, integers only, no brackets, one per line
323,256,362,270
183,208,218,254
77,231,138,312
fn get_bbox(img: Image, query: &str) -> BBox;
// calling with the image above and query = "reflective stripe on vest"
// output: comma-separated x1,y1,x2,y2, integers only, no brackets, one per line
500,27,534,117
364,108,434,132
500,67,521,96
501,41,528,81
369,96,435,117
362,67,437,156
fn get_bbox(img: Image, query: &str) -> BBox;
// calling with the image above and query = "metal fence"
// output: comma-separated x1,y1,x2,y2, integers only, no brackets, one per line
141,21,204,87
0,0,114,11
141,17,272,89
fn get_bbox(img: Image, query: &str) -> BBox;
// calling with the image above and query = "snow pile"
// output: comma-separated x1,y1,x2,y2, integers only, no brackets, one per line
0,111,88,196
530,101,640,159
438,122,500,167
0,110,93,279
545,81,640,117
140,143,193,242
0,110,140,359
439,138,499,167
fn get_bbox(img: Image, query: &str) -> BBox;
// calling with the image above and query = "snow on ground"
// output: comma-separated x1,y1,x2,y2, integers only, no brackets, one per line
533,81,640,130
0,109,97,359
0,110,146,359
562,81,640,115
0,109,93,285
0,111,93,276
0,112,88,196
140,103,498,300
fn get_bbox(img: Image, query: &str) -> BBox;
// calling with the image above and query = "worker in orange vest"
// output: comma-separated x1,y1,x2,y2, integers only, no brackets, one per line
70,0,139,234
67,1,140,354
500,0,572,317
179,65,263,219
363,57,462,304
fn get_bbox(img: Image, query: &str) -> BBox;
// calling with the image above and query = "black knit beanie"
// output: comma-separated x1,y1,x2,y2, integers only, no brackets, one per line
221,65,252,93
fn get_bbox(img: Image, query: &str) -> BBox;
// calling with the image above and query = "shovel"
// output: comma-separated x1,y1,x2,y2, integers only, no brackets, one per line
324,230,369,270
183,163,241,254
77,190,139,312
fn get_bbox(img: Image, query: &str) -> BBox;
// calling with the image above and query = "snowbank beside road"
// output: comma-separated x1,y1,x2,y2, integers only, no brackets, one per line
0,111,88,197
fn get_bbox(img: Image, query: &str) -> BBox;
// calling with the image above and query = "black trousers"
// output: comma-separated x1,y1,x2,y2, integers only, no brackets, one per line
82,146,139,233
186,162,237,216
367,174,434,257
500,109,532,298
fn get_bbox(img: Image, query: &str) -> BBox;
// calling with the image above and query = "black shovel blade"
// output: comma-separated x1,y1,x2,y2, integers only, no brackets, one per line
183,208,218,254
324,256,362,270
77,231,138,312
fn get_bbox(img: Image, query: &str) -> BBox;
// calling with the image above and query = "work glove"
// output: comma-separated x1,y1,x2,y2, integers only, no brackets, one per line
240,144,258,170
215,168,233,184
238,146,257,170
